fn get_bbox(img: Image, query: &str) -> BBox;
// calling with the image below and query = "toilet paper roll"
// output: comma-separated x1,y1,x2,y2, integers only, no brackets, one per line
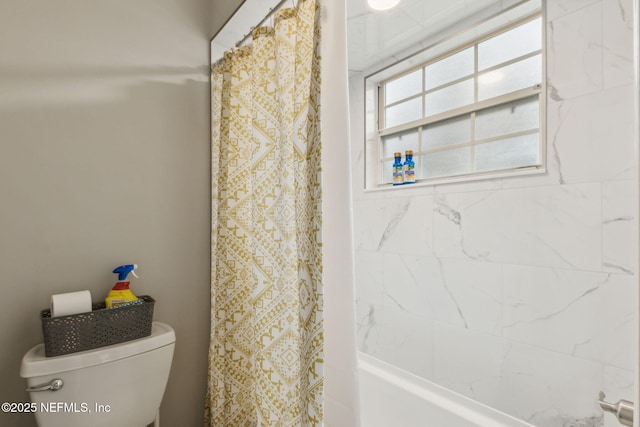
50,291,92,318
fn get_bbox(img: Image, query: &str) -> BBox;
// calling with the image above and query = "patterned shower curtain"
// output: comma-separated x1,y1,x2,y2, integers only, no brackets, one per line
206,1,323,426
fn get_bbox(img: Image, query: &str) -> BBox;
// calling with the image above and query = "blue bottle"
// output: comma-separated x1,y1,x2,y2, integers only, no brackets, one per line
403,150,415,184
392,152,404,185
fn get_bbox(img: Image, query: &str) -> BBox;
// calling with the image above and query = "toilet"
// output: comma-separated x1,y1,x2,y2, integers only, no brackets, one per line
20,321,175,427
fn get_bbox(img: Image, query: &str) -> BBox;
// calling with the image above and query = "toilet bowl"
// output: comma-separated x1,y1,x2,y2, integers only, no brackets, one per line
20,321,175,427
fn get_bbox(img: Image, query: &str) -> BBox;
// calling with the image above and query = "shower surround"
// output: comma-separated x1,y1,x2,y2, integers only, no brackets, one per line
350,0,637,426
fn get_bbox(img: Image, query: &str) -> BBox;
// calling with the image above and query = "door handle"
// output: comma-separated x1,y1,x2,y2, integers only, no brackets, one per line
599,391,633,426
25,378,63,392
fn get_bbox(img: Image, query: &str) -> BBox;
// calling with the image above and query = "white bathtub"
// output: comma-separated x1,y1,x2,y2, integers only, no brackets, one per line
358,353,534,427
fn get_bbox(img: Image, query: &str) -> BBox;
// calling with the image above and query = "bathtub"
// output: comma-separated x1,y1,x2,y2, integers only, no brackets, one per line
358,353,533,427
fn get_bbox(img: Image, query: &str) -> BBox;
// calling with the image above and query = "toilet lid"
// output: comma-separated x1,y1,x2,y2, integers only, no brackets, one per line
20,321,175,378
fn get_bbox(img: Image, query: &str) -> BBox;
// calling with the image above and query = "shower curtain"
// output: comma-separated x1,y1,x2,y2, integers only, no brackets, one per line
206,1,323,426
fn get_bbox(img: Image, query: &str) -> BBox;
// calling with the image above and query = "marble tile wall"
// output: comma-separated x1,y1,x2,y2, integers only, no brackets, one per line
349,1,637,426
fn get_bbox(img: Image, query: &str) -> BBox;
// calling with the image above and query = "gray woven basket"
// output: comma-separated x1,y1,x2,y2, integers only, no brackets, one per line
40,295,154,357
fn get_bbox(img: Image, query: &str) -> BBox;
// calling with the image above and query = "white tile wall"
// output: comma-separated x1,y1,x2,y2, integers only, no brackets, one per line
547,2,603,100
433,184,603,269
350,0,638,425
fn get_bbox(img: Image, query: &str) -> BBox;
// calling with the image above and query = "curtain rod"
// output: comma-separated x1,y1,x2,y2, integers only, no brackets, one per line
234,0,293,48
211,0,293,68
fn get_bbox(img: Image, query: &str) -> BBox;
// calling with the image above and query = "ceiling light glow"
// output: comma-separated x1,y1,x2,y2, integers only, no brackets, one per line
367,0,401,11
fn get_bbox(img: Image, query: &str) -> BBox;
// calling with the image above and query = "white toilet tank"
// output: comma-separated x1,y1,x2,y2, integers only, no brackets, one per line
20,321,175,427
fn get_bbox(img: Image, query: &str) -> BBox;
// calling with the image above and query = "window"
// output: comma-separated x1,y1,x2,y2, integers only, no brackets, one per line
366,12,545,188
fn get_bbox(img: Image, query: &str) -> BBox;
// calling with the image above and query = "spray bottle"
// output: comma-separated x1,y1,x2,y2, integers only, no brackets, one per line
105,264,139,308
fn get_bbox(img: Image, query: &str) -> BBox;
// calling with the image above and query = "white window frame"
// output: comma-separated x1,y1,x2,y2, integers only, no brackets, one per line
364,2,546,190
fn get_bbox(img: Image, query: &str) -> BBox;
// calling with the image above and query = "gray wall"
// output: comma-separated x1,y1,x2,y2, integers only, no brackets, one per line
0,0,217,425
211,0,244,39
